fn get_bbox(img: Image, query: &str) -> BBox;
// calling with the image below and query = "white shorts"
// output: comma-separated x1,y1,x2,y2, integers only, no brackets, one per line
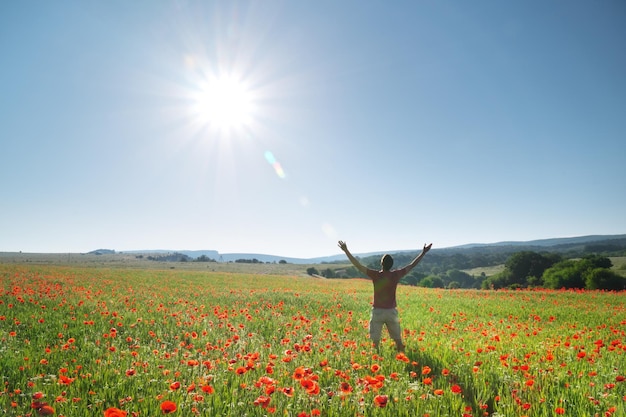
369,308,402,342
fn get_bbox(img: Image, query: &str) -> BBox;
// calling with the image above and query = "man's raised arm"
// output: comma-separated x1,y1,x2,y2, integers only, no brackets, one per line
402,243,433,275
338,241,369,275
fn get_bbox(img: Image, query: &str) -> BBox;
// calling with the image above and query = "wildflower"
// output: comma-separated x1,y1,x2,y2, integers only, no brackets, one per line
555,407,565,414
253,395,271,408
104,407,128,417
434,389,444,396
169,381,180,390
395,352,409,362
160,400,177,414
293,366,306,380
32,401,55,415
59,375,75,385
373,394,388,407
301,378,320,395
340,381,353,394
422,366,431,375
201,385,214,394
38,405,55,415
451,384,462,394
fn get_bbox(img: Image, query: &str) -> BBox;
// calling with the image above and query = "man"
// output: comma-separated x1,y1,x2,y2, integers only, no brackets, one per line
337,240,432,352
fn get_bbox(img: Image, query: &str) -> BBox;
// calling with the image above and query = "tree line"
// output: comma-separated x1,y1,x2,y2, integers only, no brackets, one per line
310,250,625,291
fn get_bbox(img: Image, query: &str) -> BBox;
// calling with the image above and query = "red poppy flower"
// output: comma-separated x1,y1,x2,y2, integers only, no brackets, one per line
253,395,271,408
32,401,55,416
340,382,353,394
373,394,388,408
104,407,128,417
555,407,565,415
451,384,462,394
301,378,320,395
59,375,75,385
37,405,55,416
169,381,180,390
160,401,177,414
293,366,306,380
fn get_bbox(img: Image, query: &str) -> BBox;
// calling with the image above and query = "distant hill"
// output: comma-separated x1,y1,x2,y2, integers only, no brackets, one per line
118,234,626,264
87,249,116,255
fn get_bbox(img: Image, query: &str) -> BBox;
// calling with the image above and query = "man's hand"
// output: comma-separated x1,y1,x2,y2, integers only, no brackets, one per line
423,243,432,253
338,240,348,252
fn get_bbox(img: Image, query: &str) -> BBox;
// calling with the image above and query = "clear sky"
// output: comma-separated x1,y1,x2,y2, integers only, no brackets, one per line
1,1,625,258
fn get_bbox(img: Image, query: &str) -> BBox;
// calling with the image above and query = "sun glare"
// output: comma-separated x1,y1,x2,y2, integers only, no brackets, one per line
194,76,254,131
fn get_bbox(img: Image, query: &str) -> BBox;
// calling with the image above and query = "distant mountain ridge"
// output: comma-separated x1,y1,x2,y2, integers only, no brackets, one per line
117,234,626,265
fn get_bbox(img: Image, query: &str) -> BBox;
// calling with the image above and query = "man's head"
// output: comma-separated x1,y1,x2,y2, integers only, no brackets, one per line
381,254,394,271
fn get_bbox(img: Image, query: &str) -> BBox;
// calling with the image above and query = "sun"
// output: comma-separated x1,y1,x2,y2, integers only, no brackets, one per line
193,75,254,131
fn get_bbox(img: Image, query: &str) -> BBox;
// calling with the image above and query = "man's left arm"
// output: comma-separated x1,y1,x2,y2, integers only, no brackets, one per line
400,243,433,275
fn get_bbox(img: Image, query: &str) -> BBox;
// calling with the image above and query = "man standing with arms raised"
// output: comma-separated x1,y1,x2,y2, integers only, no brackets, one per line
338,240,432,352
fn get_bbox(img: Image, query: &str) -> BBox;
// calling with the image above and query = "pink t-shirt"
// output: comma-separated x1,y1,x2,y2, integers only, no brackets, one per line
366,268,407,309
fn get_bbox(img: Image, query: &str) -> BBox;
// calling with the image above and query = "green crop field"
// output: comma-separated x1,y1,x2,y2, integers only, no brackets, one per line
1,264,625,417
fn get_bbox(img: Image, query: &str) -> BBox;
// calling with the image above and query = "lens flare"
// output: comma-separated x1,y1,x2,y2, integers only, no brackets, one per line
264,151,286,179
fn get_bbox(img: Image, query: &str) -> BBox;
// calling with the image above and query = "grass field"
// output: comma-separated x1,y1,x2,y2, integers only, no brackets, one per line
1,264,625,417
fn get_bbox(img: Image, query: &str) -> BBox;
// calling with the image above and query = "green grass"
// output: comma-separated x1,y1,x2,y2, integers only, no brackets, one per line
611,257,626,277
1,264,625,417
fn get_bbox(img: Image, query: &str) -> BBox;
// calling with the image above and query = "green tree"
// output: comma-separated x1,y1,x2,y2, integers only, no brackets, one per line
446,269,474,288
321,268,336,278
542,260,583,289
402,271,426,286
306,267,319,276
584,268,625,290
504,251,559,287
482,273,509,290
419,275,444,288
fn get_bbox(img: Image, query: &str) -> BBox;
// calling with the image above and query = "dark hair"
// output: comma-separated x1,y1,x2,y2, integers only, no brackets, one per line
381,254,394,271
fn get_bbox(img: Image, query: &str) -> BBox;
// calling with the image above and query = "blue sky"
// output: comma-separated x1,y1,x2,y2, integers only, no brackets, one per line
1,1,625,258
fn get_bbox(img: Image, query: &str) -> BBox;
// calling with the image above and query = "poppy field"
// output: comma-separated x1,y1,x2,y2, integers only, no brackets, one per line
1,264,625,417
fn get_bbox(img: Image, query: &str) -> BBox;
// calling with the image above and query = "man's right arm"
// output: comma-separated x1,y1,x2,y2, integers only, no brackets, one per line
338,241,369,275
400,243,433,275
